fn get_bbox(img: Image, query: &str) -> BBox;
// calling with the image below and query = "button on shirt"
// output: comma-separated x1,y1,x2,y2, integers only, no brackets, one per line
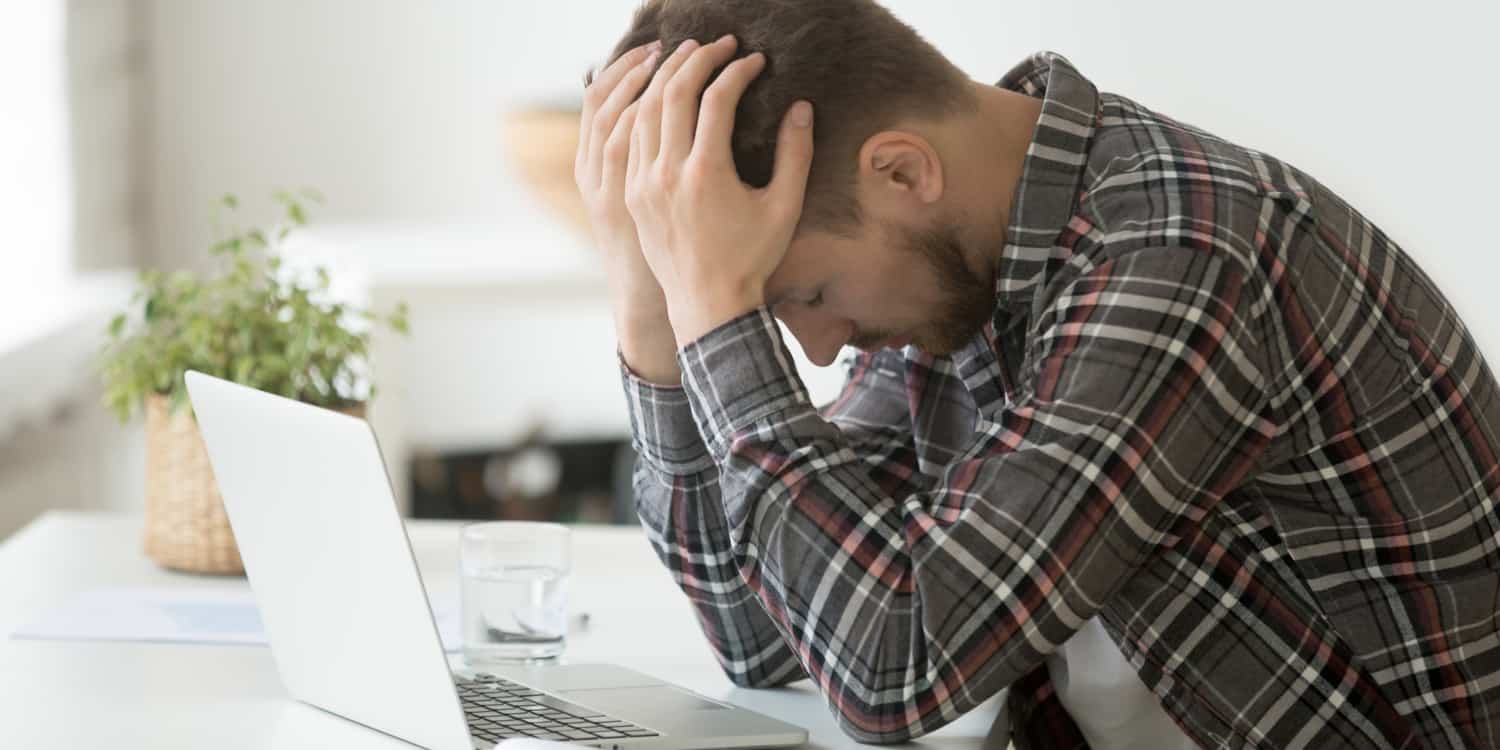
620,50,1500,748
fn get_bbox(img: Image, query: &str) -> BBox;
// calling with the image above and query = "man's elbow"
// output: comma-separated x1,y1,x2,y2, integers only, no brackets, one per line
716,665,922,741
717,662,805,689
832,711,924,746
823,689,931,745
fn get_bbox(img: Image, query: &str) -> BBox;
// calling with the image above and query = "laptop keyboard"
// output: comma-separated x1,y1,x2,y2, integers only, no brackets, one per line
456,673,661,746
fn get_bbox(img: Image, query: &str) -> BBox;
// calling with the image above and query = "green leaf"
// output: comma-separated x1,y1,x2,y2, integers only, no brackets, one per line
168,386,191,417
233,356,254,384
221,194,239,209
97,187,409,424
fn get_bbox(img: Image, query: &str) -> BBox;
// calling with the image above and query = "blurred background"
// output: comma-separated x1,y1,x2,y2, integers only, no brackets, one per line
2,0,1496,543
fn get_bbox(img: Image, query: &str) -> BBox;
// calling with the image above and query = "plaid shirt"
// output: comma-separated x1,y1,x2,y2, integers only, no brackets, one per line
621,51,1500,748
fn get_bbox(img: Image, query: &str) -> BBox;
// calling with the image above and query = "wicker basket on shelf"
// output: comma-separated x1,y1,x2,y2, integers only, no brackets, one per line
142,393,365,575
503,106,589,237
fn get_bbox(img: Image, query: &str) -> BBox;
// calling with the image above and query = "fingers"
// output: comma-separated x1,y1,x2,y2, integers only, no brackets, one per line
692,50,766,164
584,47,661,190
579,41,659,163
634,37,702,163
626,93,641,192
768,100,815,214
658,34,739,163
601,100,639,192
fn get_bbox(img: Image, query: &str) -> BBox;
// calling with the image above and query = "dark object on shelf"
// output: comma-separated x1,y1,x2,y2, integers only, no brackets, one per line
410,437,638,525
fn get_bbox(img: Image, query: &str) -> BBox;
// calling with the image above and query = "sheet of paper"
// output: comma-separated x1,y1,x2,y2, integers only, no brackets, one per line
9,588,462,652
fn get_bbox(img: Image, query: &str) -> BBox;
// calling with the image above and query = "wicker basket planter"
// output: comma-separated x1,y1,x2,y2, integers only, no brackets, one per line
143,393,365,575
504,107,588,237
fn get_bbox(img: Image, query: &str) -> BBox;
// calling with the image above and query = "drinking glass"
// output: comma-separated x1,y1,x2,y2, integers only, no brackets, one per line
459,521,570,663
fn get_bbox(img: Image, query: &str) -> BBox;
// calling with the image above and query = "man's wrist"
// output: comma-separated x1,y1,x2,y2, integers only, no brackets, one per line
613,308,681,386
604,275,681,384
667,282,766,348
619,338,681,385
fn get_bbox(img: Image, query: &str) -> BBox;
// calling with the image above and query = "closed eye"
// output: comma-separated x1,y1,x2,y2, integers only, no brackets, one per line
807,290,824,308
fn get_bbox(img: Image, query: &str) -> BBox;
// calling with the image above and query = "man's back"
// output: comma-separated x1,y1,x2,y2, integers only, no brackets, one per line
889,54,1500,746
1118,96,1500,748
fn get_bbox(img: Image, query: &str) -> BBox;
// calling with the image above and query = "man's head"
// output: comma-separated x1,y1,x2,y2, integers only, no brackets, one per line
595,0,1033,364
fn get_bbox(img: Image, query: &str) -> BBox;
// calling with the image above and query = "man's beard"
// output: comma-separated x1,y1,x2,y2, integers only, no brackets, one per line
879,219,995,355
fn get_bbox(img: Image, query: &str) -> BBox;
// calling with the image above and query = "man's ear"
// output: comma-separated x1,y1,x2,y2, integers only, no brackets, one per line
858,131,944,206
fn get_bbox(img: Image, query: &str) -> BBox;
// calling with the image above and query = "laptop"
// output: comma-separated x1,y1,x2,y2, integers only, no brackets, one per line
184,370,808,750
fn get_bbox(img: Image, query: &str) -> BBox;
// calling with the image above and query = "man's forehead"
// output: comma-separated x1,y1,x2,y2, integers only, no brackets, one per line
767,228,873,306
764,247,825,307
765,268,818,308
764,284,797,309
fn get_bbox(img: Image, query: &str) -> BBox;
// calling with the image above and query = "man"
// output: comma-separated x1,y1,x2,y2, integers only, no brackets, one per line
574,1,1500,747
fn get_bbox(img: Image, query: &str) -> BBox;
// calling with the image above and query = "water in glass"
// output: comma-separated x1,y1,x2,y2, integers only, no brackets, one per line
461,563,568,662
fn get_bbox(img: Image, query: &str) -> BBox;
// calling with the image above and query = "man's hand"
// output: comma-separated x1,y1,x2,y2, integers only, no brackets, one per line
575,39,684,384
624,35,814,347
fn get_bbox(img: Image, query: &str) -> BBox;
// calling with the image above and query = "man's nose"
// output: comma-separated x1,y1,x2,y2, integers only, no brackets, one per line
775,306,849,367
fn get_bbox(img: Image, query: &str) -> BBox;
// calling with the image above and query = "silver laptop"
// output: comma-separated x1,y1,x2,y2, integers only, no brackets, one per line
185,370,808,750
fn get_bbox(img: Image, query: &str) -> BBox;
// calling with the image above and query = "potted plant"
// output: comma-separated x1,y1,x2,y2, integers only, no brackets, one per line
100,191,409,574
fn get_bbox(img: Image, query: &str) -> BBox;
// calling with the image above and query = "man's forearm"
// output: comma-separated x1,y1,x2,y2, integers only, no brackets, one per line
630,456,807,689
617,344,807,689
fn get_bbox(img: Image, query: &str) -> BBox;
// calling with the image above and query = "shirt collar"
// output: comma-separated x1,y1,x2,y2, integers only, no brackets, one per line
991,51,1102,316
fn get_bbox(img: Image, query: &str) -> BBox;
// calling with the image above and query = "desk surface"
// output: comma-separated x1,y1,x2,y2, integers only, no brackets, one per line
0,511,1007,749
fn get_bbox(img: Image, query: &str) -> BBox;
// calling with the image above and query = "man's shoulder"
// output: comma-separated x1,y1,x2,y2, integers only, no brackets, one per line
1085,92,1277,205
1072,92,1296,279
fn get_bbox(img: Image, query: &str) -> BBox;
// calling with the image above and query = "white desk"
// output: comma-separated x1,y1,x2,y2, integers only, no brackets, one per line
0,512,1008,748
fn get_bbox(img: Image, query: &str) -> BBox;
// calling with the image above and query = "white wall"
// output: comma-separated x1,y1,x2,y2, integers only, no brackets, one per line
68,0,151,273
0,1,150,540
0,1,71,296
0,401,144,541
143,0,1499,351
144,0,644,271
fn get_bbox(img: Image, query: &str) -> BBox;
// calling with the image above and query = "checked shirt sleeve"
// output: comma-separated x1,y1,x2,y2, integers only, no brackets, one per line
621,344,934,691
676,246,1279,743
620,360,805,688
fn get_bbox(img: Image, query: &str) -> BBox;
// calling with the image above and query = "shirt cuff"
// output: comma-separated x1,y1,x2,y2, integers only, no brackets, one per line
676,307,813,460
618,351,716,475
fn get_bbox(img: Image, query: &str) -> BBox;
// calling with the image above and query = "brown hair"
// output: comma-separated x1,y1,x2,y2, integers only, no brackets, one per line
586,0,979,238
